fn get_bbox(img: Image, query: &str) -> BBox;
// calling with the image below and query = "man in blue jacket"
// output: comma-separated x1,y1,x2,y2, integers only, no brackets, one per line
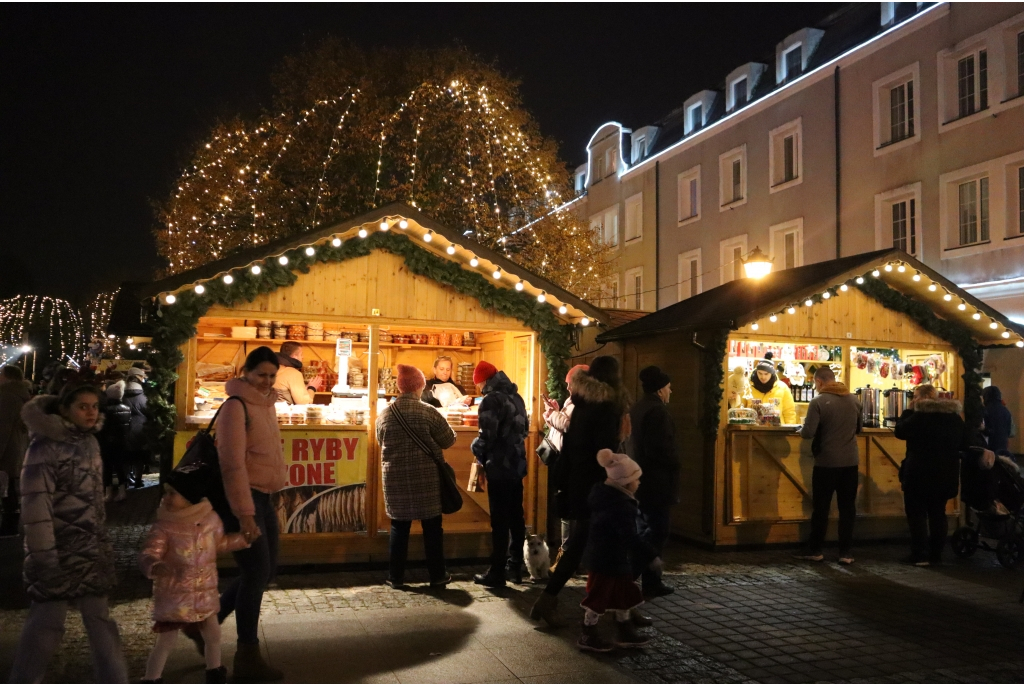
470,361,528,588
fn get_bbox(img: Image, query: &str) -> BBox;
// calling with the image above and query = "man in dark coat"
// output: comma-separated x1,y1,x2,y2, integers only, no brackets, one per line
471,361,529,588
628,366,678,598
122,367,149,487
982,386,1013,454
98,381,132,502
0,365,32,536
894,385,979,565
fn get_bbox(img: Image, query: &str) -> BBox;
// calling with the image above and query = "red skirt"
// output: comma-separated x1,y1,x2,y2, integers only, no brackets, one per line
153,620,203,633
580,572,644,614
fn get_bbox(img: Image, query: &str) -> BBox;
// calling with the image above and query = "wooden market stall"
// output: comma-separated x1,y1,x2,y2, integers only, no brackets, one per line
595,249,1024,548
120,203,605,565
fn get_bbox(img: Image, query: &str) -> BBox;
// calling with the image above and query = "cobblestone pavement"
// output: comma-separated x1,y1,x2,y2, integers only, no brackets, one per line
2,484,1024,683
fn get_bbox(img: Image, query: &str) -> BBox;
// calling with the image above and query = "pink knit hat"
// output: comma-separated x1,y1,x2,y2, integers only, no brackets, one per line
396,364,426,394
565,364,589,385
597,448,642,488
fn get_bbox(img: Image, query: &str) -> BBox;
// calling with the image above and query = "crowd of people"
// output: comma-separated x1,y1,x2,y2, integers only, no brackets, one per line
0,347,1018,681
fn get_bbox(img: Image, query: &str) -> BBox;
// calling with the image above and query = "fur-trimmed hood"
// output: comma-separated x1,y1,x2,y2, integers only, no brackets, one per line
914,398,962,414
22,395,104,442
572,371,628,409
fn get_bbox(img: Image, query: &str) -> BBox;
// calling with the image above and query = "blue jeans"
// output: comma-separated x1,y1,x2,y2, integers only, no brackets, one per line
389,516,446,583
218,490,279,645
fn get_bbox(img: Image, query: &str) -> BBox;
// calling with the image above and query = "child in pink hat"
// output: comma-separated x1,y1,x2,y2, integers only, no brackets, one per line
576,448,662,653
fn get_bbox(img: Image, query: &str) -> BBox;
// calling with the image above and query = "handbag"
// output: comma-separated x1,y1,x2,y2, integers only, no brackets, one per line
535,434,559,467
173,396,247,530
390,403,464,515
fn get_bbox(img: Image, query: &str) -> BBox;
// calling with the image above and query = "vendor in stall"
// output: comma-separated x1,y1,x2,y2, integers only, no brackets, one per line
749,353,797,424
273,341,323,405
422,356,474,408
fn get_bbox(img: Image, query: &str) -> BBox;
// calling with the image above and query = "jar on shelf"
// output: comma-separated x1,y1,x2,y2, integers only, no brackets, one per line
427,334,439,346
438,332,451,346
287,324,306,340
449,333,463,347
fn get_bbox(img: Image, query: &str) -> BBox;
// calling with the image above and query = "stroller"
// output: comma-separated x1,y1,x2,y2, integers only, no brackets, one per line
950,452,1024,569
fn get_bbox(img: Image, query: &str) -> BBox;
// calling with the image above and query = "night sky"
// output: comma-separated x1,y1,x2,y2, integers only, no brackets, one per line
1,3,837,303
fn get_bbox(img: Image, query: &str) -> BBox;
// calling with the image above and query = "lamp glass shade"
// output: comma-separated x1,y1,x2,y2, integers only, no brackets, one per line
742,246,772,279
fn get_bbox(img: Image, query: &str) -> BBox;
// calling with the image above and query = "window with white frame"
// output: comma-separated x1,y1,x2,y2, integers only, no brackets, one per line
957,50,988,118
624,267,644,310
783,45,802,82
624,193,643,242
604,147,617,178
590,206,619,248
940,152,1024,257
939,17,1024,130
601,275,620,309
874,184,922,257
769,119,802,191
720,235,748,283
719,146,747,209
731,77,748,110
872,64,921,154
677,166,701,224
688,103,703,133
631,135,646,164
575,169,587,194
958,177,990,246
591,154,605,184
769,219,804,270
677,249,702,302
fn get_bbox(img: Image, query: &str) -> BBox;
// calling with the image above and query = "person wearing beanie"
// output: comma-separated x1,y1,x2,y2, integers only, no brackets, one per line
376,364,458,589
471,364,529,588
421,356,472,408
139,483,249,684
628,366,678,599
98,380,132,503
748,352,797,424
543,364,588,573
576,449,660,652
122,366,150,488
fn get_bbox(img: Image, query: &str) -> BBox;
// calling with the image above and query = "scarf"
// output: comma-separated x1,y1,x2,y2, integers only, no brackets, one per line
750,371,776,394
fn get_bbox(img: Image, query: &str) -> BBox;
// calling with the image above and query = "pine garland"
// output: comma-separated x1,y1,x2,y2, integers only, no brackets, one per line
855,278,984,430
143,231,573,446
700,328,732,438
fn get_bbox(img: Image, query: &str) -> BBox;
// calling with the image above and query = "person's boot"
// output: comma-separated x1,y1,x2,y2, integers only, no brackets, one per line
473,568,506,588
205,665,227,684
529,592,561,627
182,623,206,656
104,485,115,503
232,642,283,683
630,607,653,627
505,558,524,584
115,485,128,502
615,618,651,648
576,622,615,652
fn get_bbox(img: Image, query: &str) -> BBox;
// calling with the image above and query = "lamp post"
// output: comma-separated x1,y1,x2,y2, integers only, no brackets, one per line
742,246,773,279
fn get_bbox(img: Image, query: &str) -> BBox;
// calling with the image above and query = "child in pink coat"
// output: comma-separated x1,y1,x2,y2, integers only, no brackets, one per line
139,480,250,683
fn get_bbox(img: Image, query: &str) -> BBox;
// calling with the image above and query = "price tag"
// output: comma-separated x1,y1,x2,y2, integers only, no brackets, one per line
336,338,353,358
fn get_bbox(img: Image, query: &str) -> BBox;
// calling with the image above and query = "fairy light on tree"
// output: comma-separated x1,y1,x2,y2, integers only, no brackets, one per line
155,45,609,301
0,295,86,364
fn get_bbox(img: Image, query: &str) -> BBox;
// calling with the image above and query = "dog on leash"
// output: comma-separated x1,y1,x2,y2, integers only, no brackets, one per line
523,534,550,582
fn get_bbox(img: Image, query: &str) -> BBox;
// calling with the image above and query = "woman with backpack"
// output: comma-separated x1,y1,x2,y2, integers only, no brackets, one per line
189,346,286,682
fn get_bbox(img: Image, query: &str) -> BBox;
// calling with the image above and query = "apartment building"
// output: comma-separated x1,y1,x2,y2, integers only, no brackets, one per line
571,2,1024,321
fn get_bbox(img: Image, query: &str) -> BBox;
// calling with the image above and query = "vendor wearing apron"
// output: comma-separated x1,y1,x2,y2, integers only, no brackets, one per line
422,356,473,408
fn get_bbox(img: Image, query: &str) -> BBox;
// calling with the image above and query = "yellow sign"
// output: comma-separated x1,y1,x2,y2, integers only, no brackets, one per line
282,430,367,487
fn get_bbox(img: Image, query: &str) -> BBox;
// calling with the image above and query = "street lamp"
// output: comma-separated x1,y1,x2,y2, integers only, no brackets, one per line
742,246,773,279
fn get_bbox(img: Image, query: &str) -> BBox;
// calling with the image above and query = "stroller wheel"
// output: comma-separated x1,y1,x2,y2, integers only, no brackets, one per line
996,536,1024,569
950,527,978,558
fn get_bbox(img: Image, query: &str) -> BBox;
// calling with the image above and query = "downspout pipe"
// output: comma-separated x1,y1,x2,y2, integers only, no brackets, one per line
655,160,661,310
834,65,842,259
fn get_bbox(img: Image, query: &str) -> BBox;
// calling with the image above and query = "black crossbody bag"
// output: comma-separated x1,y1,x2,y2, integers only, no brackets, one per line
390,404,464,515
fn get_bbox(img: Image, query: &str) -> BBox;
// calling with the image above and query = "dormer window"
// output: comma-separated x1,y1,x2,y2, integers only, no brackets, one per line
630,126,658,164
683,91,717,135
731,78,748,108
689,104,703,132
881,2,920,26
725,63,766,112
776,28,824,85
783,45,803,81
574,164,588,194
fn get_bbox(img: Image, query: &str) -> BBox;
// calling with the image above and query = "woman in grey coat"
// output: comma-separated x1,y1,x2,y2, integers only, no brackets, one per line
9,385,128,683
376,364,457,588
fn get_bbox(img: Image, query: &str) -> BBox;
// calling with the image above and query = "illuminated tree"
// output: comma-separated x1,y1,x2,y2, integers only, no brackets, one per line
156,44,606,299
0,295,86,366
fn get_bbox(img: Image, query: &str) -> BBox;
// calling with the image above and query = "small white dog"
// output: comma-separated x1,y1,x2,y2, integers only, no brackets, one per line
523,534,550,582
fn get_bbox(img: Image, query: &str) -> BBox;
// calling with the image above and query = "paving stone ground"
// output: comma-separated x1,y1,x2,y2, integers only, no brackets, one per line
2,483,1023,683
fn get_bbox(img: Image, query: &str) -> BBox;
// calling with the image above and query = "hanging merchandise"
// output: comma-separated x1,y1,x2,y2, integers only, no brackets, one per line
879,362,889,379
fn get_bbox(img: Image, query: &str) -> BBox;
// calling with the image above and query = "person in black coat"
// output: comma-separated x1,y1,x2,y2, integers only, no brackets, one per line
982,386,1013,454
894,385,973,565
530,355,630,627
122,367,149,488
628,366,678,598
470,362,529,588
98,381,132,502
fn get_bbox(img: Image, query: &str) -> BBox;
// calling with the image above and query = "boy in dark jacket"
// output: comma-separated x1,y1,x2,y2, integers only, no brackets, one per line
629,366,678,598
471,361,529,587
577,448,660,653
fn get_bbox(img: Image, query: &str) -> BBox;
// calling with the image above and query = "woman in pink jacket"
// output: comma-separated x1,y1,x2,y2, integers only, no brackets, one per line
139,482,248,683
203,346,287,682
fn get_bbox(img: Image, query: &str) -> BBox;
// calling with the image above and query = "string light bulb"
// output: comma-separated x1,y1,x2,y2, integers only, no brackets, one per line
856,277,865,284
358,228,368,238
194,284,205,294
822,291,831,299
957,301,967,311
398,219,408,229
580,317,590,326
928,283,937,291
423,231,433,242
840,284,849,292
379,221,389,231
943,293,952,301
515,282,524,291
446,244,456,255
989,321,998,329
1017,340,1024,348
492,268,502,280
1002,331,1011,338
305,246,315,256
537,291,547,303
804,299,813,307
973,312,982,320
884,264,893,272
751,322,760,330
897,264,906,273
331,237,341,247
912,271,921,281
126,336,134,345
559,305,567,314
223,274,234,284
251,265,261,275
787,307,796,315
165,294,176,304
872,270,881,277
469,257,479,267
769,314,778,322
278,256,289,265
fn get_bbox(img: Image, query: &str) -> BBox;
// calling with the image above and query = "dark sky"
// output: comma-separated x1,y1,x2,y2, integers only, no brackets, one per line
1,3,837,303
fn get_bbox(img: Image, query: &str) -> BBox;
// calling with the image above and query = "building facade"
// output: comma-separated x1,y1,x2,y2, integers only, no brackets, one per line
572,2,1024,321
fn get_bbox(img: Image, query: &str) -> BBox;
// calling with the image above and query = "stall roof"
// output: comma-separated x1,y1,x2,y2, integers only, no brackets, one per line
597,249,1024,348
113,203,605,331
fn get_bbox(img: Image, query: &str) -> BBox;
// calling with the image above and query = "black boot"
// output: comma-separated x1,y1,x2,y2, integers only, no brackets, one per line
473,568,506,588
205,666,227,684
505,558,524,584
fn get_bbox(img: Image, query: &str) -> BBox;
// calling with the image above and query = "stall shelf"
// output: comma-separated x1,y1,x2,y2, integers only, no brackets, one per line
115,203,605,565
595,249,1024,548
